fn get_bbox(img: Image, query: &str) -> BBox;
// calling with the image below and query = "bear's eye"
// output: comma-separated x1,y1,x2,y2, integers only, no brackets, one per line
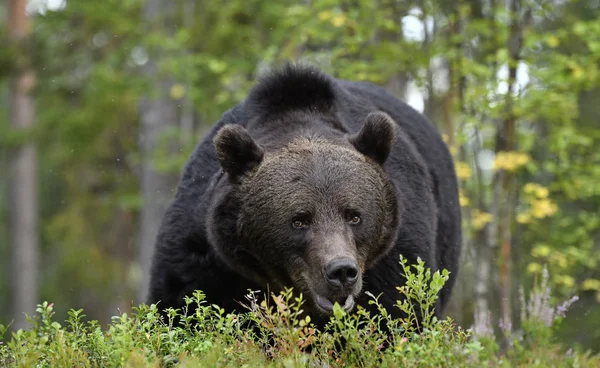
291,215,310,229
349,215,361,225
345,210,362,225
292,220,305,229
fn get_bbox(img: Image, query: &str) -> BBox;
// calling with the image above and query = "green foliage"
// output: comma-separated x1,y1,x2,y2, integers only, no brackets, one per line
1,258,596,367
394,257,450,331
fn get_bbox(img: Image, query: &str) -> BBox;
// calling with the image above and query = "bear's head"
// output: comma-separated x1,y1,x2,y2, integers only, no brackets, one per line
207,112,401,322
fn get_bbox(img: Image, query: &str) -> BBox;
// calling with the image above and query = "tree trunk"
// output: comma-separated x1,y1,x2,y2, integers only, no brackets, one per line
440,4,465,323
495,0,529,341
180,0,196,139
137,0,178,303
8,0,39,331
473,226,493,336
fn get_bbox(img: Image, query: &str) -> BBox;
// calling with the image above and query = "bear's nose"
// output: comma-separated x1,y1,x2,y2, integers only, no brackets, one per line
324,257,359,289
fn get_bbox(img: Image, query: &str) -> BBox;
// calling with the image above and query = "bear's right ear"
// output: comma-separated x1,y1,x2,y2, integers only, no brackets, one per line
214,125,264,180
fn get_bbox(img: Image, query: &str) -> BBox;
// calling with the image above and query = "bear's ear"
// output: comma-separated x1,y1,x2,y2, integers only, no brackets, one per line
349,111,396,165
214,125,264,180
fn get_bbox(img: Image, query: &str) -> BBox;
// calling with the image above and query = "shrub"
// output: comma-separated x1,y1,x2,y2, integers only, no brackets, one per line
1,256,598,367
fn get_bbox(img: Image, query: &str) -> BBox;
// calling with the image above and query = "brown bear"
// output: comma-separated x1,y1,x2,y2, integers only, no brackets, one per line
146,64,462,327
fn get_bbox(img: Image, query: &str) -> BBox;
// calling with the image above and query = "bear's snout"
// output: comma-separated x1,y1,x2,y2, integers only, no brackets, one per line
304,255,363,316
324,257,359,289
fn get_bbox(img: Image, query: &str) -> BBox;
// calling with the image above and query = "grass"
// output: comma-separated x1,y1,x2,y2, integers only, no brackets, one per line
1,256,598,367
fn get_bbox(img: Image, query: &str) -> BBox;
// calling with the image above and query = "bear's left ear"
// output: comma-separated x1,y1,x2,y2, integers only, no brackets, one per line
349,111,396,165
214,124,264,180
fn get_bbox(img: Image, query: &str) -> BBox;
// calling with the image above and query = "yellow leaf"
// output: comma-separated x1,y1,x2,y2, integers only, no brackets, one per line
472,210,493,231
330,14,347,27
493,151,531,172
523,183,537,194
459,190,470,207
318,11,332,21
523,183,550,199
170,84,186,100
207,59,227,73
449,145,458,156
571,63,584,79
557,275,575,288
493,151,508,171
535,186,549,199
531,198,558,218
515,152,531,166
559,257,568,269
547,35,560,48
455,162,472,180
527,262,542,273
517,212,531,224
582,279,600,291
551,253,569,269
532,245,551,258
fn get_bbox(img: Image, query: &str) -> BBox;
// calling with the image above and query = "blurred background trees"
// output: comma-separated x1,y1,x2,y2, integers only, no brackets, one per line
1,0,599,350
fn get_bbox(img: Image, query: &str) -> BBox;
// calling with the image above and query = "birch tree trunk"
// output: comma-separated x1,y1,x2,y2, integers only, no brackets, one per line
496,0,529,337
8,0,39,331
137,0,177,303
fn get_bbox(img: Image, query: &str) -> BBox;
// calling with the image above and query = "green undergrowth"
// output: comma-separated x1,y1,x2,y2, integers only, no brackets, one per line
1,257,598,367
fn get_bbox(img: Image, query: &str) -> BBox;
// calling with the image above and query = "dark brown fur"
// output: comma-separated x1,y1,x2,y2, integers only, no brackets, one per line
146,64,462,328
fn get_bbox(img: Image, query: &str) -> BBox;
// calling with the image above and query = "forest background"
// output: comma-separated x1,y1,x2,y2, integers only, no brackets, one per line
1,0,599,352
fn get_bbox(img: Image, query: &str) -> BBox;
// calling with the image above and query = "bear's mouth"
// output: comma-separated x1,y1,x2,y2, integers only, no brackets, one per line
313,294,355,314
